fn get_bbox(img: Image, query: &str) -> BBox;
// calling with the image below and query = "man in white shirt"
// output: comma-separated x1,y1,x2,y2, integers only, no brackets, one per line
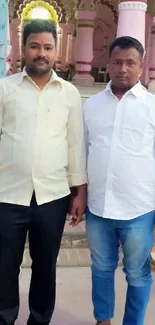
0,19,87,325
83,36,155,325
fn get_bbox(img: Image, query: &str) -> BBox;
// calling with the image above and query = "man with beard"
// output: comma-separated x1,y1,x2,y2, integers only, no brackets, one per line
0,19,87,325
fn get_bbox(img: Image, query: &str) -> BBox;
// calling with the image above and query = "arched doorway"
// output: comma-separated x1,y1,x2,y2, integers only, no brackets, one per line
91,0,117,82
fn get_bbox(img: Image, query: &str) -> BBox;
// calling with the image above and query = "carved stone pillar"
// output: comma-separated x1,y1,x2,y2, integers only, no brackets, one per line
73,9,96,86
117,0,147,47
56,25,63,71
60,23,68,71
11,18,22,73
66,22,75,66
72,0,96,86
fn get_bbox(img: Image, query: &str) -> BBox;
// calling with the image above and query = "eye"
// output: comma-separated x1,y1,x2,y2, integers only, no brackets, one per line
128,61,135,66
30,45,39,49
114,61,120,66
45,47,53,51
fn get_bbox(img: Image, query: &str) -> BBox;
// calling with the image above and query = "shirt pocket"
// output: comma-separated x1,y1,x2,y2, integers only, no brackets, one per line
42,101,69,137
118,114,147,153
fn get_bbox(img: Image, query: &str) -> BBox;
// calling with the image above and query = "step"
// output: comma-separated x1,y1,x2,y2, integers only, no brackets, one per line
22,221,155,268
25,221,88,249
22,248,91,268
22,247,155,269
22,221,89,268
61,221,88,248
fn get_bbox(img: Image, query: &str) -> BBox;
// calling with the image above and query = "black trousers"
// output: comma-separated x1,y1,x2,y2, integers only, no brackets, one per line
0,193,69,325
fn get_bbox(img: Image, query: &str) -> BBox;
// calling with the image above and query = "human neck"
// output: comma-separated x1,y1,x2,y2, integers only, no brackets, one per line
111,82,138,99
26,68,52,90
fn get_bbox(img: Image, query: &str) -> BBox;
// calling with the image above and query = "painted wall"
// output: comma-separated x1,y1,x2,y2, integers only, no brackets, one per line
7,1,152,84
92,3,117,68
141,13,153,86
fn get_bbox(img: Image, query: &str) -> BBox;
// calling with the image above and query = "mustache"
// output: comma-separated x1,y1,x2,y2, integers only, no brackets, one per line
33,57,49,64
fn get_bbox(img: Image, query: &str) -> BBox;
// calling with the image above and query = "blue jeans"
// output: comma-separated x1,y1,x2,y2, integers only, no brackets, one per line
86,209,155,325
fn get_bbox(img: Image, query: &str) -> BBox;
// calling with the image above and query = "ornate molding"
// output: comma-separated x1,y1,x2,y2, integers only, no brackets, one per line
94,0,119,10
94,0,118,23
77,18,94,27
21,1,58,22
118,1,147,11
147,0,155,16
9,0,67,22
77,0,95,10
62,0,77,22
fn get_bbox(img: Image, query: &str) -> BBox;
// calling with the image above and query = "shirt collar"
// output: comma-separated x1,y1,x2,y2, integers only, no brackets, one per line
105,80,146,98
15,67,62,87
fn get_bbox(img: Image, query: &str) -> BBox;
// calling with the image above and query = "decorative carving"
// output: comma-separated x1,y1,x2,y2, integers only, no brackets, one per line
77,0,95,10
9,0,17,20
94,0,119,10
147,0,155,16
21,1,58,22
62,0,77,22
118,1,147,11
78,18,94,27
10,0,67,23
94,0,118,23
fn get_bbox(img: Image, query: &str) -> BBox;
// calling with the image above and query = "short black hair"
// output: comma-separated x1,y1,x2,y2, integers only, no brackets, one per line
23,19,57,45
109,36,144,58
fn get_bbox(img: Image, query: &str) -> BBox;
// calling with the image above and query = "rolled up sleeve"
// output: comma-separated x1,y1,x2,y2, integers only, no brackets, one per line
67,86,87,187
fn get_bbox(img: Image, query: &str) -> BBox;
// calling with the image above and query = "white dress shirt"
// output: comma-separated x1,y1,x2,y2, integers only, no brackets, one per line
0,69,87,206
83,81,155,220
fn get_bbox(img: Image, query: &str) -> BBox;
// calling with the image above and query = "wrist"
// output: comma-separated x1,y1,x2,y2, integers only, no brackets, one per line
76,184,87,197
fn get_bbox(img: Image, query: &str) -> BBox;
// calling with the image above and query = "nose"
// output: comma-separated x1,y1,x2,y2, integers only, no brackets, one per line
38,47,46,57
120,63,127,73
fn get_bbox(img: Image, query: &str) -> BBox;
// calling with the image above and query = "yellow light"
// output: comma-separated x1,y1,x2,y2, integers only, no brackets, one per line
21,1,58,22
30,7,50,19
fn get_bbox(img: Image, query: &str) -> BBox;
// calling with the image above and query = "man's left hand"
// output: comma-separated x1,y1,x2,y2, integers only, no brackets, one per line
68,184,87,227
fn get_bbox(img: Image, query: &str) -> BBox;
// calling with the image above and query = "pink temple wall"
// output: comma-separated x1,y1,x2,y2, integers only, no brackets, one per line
92,3,117,68
8,2,152,84
141,13,153,86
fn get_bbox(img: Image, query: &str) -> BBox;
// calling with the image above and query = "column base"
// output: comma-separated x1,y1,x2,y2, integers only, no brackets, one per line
148,80,155,92
73,73,94,87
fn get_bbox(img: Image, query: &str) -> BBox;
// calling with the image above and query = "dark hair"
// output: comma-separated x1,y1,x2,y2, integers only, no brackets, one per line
23,19,57,45
109,36,144,58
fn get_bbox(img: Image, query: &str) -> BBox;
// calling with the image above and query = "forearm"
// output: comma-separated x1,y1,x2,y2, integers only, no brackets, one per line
76,184,87,197
70,183,87,197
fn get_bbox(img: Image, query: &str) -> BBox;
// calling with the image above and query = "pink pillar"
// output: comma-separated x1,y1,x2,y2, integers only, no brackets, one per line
66,34,73,66
73,10,96,87
71,35,76,65
11,18,22,73
56,25,63,71
6,17,12,76
66,23,75,66
60,23,68,71
117,0,147,47
148,25,155,91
